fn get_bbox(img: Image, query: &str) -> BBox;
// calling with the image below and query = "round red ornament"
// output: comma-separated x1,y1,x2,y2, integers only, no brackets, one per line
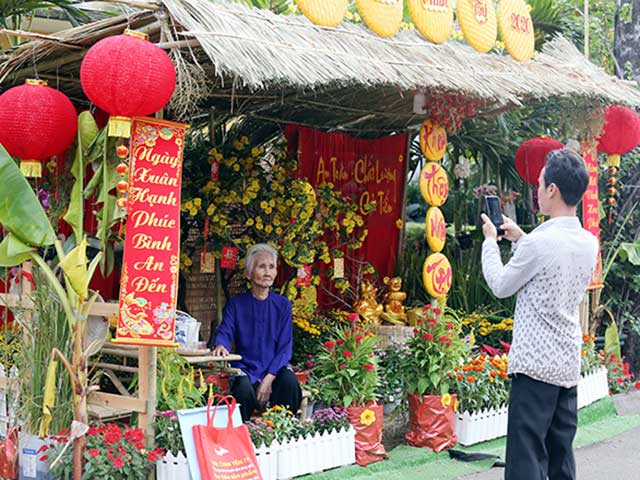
80,29,176,137
596,105,640,167
514,137,564,186
0,79,77,177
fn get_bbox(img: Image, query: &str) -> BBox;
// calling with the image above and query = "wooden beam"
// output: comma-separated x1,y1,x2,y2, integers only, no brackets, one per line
88,391,146,413
101,0,162,11
155,38,200,50
90,362,138,373
0,29,83,49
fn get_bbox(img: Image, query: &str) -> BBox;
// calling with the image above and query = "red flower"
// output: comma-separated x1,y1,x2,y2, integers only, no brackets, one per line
337,339,345,345
427,318,437,328
446,321,453,331
112,456,125,468
617,378,623,384
438,336,451,345
88,449,100,458
147,450,160,462
342,350,353,359
433,307,442,315
635,382,640,390
422,333,434,341
37,445,49,454
87,426,99,436
323,341,336,349
355,334,364,344
413,328,418,335
363,363,375,371
105,429,122,445
339,363,347,369
39,455,49,462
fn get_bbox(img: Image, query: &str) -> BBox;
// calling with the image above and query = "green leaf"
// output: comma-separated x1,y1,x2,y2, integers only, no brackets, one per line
618,242,640,266
0,144,56,246
0,233,34,266
417,378,428,396
343,395,353,408
604,320,622,360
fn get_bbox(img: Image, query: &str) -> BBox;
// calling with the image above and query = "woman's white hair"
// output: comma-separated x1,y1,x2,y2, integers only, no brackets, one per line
245,243,278,277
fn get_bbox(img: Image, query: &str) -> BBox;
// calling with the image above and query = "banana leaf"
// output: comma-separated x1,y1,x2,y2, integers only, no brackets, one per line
0,232,34,266
64,112,99,241
618,242,640,266
604,320,622,360
0,144,56,246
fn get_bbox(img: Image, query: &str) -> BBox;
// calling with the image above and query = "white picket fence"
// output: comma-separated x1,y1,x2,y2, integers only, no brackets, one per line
0,364,19,437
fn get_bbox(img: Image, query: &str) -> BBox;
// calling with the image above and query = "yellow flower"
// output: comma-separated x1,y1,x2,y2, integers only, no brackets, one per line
360,409,376,426
265,225,273,234
241,136,249,144
246,218,255,226
232,164,240,172
396,218,404,229
453,398,459,412
441,393,452,407
193,198,202,207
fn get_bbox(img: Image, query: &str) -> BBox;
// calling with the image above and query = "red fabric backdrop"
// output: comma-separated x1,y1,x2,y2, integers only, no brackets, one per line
285,125,407,287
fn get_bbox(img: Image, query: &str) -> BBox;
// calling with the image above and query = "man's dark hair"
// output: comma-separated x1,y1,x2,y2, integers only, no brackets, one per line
543,149,589,207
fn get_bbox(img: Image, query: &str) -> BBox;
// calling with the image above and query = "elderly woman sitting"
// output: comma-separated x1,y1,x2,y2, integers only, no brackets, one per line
209,243,302,421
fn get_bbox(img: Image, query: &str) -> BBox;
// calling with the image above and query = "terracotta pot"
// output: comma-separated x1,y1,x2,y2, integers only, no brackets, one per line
347,402,388,466
405,392,457,452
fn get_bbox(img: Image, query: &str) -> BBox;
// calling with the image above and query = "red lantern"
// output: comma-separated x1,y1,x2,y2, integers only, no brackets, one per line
80,29,176,138
596,105,640,221
515,137,564,186
0,79,77,177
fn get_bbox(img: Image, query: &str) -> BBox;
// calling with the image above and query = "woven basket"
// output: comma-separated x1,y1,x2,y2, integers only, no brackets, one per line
371,324,414,348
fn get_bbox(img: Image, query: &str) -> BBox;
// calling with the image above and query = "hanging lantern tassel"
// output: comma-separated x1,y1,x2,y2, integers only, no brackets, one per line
606,154,619,225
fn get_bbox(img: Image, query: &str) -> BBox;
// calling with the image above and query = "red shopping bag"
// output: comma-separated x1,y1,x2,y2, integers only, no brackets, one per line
193,395,262,480
0,427,18,479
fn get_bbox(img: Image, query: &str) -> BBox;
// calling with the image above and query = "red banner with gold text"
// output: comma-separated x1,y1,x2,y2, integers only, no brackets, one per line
115,117,186,346
582,143,603,290
285,125,407,282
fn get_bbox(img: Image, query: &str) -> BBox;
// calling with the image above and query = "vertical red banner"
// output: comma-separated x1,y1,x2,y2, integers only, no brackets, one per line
115,117,186,346
582,143,603,290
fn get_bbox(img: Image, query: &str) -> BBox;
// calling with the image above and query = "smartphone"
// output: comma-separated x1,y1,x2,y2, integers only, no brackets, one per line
484,195,504,236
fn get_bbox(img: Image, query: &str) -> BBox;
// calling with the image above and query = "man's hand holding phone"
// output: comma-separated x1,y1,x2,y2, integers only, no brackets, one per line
481,213,525,243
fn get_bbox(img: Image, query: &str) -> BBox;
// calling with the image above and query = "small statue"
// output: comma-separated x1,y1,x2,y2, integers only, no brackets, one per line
381,276,407,325
354,279,383,325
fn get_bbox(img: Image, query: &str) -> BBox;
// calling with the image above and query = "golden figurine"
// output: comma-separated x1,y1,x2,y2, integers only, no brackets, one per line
354,279,384,325
380,276,407,325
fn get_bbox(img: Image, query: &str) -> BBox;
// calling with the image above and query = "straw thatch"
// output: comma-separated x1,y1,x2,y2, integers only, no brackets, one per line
1,0,639,134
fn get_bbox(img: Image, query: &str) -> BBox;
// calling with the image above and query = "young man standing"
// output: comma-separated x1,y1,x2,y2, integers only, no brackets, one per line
481,149,598,480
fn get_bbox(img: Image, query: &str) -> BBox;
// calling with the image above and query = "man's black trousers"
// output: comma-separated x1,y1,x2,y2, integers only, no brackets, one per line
505,374,578,480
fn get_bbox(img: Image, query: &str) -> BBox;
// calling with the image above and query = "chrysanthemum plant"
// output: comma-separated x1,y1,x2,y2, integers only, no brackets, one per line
314,325,379,408
402,304,470,397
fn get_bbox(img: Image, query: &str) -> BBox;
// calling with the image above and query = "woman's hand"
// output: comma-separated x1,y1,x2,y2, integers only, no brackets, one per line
212,345,229,357
257,374,275,405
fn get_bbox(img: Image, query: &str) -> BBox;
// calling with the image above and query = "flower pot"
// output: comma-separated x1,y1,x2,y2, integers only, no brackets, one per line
454,404,508,446
347,402,387,466
156,451,192,480
405,393,457,452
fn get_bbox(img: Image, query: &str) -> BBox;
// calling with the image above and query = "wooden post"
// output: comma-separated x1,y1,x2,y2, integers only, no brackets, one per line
138,346,157,447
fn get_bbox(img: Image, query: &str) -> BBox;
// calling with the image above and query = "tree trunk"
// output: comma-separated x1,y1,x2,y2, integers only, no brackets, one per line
614,0,640,80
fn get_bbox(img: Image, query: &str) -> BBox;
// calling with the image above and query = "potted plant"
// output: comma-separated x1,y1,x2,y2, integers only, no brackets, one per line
452,354,510,445
314,324,386,466
46,423,163,480
402,304,470,452
578,334,608,408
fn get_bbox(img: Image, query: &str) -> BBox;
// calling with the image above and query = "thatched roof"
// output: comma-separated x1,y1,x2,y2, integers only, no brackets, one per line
1,0,639,134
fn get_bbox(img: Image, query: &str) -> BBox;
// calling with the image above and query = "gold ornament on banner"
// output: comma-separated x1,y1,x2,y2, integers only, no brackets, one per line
420,119,448,161
355,0,403,38
457,0,497,53
497,0,535,61
425,207,447,253
423,253,452,297
419,162,449,207
295,0,349,28
407,0,454,44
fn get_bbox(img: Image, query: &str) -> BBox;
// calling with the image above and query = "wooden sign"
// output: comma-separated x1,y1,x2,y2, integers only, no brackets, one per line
407,0,454,45
423,253,452,297
425,207,446,252
420,120,448,161
295,0,349,28
457,0,497,53
115,117,186,347
356,0,403,38
497,0,535,61
419,162,449,207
